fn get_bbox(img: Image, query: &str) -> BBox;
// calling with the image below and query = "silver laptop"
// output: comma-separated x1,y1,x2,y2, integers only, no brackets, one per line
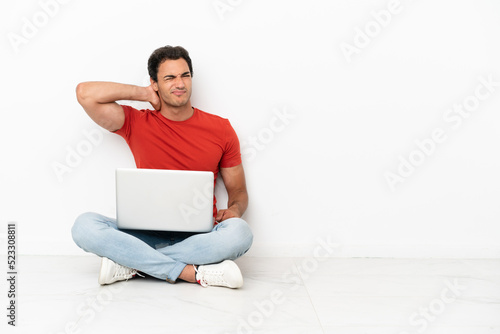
116,168,215,232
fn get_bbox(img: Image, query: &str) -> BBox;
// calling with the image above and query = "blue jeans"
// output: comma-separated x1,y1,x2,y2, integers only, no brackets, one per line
71,212,253,283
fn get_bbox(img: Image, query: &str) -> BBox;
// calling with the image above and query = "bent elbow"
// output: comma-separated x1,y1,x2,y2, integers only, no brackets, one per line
75,82,89,104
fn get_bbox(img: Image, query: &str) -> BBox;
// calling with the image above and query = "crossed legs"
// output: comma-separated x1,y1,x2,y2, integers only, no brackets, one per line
71,212,253,283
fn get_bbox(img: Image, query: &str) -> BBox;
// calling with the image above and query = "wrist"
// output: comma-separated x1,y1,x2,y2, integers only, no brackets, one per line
136,85,152,102
228,204,243,218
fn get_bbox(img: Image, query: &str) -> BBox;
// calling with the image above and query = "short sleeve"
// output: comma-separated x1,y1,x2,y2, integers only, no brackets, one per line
220,120,242,168
113,105,137,141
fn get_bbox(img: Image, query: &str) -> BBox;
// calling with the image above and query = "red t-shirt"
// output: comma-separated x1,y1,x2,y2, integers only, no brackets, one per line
114,105,242,217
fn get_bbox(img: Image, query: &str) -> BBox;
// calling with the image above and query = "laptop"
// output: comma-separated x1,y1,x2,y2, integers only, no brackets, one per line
116,168,215,232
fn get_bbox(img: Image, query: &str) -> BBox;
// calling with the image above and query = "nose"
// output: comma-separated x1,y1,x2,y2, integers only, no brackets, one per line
174,76,185,89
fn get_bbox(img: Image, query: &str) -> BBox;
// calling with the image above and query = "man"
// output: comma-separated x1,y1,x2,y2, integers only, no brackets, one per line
71,46,253,288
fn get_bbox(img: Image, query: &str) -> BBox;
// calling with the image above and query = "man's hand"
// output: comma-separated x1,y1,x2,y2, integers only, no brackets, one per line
215,205,242,223
146,85,161,110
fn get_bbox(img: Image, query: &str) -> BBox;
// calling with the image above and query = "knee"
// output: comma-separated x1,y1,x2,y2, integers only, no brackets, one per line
219,218,253,257
71,212,91,247
71,212,107,249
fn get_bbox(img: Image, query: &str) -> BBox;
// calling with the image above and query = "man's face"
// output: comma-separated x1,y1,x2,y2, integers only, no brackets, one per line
152,58,192,108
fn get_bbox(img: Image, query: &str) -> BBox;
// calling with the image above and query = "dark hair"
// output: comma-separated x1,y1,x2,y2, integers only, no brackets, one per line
148,45,193,82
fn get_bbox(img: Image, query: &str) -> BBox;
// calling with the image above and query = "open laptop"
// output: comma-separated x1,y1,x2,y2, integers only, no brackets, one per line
116,168,215,232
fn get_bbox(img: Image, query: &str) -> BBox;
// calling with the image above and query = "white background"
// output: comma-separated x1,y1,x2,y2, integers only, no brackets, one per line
1,0,499,257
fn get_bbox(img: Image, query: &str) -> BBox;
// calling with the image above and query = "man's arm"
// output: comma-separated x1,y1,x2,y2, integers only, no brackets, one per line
216,164,248,222
75,81,160,132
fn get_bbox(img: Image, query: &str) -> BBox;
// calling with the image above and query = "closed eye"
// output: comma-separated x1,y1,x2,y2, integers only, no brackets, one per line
163,72,191,81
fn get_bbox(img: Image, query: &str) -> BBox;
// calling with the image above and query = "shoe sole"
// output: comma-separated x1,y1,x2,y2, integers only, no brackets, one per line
98,257,111,285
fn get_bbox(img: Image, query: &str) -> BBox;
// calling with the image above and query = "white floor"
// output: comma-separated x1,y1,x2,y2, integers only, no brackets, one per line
4,256,500,334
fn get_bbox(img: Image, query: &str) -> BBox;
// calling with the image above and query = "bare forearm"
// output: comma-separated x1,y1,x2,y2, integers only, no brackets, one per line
76,81,150,105
218,164,249,222
227,190,248,217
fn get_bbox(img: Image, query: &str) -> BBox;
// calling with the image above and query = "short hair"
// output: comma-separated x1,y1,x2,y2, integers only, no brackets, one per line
148,45,193,82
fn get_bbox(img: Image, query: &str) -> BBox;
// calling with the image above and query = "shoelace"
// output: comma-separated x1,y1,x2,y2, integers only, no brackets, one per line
113,264,138,280
195,265,227,287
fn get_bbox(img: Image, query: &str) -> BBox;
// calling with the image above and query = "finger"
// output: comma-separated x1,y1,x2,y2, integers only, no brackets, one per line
153,95,161,110
220,211,231,222
156,92,162,110
215,210,224,222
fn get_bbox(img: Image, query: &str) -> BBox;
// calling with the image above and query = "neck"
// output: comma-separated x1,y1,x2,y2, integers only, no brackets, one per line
159,102,194,121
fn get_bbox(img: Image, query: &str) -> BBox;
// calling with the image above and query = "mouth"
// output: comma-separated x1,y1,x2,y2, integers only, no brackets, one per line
172,90,186,96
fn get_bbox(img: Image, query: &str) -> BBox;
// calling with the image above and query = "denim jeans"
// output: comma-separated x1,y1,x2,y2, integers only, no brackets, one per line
71,212,253,283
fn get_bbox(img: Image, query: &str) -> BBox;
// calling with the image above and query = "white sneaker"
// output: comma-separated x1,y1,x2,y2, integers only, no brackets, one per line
195,260,243,288
98,257,138,285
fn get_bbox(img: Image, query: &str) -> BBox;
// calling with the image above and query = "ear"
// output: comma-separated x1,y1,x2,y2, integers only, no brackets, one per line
150,77,159,91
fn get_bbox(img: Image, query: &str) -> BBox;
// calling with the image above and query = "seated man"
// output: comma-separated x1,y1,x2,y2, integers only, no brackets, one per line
71,45,253,288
